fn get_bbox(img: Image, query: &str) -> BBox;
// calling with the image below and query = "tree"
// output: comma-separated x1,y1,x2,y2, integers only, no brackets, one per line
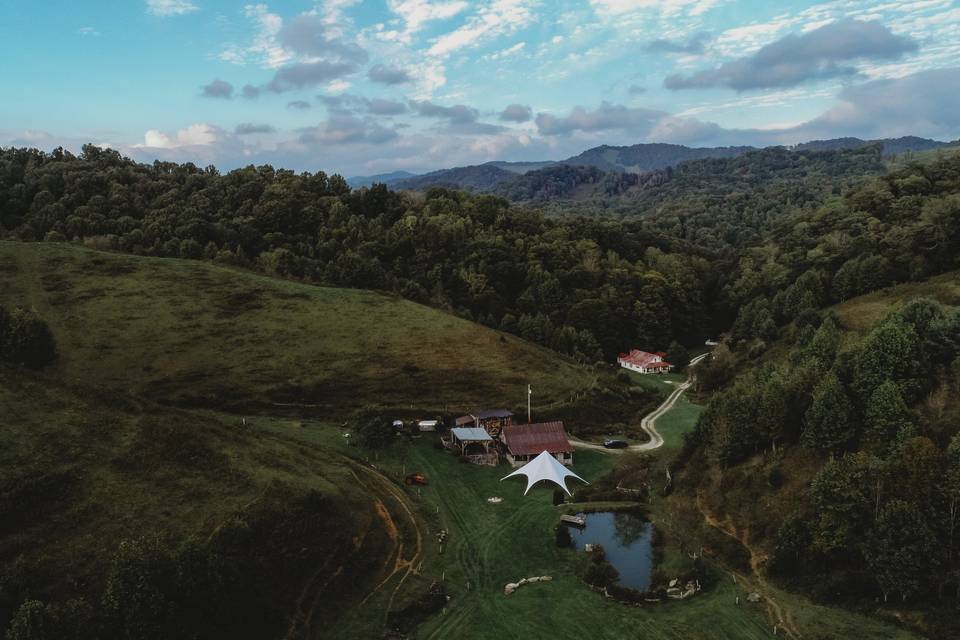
806,314,840,370
352,406,394,449
3,307,57,369
102,537,175,640
666,340,690,371
862,381,913,454
801,372,854,456
864,500,936,602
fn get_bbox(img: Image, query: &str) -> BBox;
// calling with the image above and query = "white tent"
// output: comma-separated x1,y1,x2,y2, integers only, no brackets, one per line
501,450,589,496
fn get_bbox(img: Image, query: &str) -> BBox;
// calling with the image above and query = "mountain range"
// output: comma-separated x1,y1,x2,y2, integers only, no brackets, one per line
347,136,956,193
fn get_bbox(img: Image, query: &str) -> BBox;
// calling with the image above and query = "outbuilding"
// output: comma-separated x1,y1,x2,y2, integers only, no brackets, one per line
454,409,514,437
449,427,499,465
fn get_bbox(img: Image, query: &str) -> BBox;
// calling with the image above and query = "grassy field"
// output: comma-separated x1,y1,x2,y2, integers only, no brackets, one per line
0,241,593,416
832,269,960,335
283,432,918,640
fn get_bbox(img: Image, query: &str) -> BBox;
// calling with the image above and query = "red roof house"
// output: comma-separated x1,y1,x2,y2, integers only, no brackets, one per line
617,349,673,374
500,421,574,467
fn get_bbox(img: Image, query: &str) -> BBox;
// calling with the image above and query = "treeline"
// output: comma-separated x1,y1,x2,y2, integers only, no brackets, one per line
0,145,718,360
0,306,56,369
1,144,959,364
689,299,960,606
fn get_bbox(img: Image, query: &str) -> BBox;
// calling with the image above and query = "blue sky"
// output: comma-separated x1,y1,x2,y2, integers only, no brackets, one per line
2,0,959,176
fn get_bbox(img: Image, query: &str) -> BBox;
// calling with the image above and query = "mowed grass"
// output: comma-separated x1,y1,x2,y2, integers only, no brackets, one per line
656,394,704,453
0,241,593,415
293,437,916,640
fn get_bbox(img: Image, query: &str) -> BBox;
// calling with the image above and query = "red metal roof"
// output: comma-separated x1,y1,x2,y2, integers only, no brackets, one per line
618,349,663,368
501,422,572,456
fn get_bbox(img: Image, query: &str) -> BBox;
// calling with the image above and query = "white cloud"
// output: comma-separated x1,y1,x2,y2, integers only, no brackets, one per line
589,0,720,18
484,41,525,60
145,0,199,17
137,124,220,149
78,26,101,37
218,4,291,68
427,0,538,57
383,0,470,43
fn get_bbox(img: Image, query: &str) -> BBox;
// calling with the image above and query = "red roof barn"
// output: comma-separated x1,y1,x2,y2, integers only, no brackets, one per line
500,421,574,467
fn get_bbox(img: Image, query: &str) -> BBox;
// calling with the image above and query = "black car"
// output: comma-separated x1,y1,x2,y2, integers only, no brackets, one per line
603,439,629,449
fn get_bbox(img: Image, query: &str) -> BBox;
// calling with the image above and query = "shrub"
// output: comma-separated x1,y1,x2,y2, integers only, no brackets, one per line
555,525,572,548
583,561,619,588
352,406,393,449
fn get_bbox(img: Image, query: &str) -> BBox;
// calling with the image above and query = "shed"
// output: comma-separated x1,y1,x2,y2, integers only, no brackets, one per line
454,409,514,436
501,422,574,467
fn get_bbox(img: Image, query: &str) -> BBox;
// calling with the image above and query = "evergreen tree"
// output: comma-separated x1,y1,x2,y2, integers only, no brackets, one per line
862,381,913,454
801,372,854,455
865,500,936,602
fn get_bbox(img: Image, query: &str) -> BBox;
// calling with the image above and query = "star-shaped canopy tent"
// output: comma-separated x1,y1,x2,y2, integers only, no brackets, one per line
501,450,589,496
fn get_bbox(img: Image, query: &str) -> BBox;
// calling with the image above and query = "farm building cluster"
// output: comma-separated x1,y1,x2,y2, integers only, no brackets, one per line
408,408,578,468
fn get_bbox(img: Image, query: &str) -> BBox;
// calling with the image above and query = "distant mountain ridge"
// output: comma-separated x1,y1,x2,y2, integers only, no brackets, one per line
345,170,417,188
351,136,953,193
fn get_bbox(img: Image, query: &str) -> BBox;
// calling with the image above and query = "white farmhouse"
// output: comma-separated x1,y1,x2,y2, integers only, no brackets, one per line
617,349,673,374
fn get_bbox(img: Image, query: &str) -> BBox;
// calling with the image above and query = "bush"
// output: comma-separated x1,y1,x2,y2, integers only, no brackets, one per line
767,465,785,489
555,525,572,548
0,306,58,369
606,582,647,604
583,561,619,588
352,406,393,449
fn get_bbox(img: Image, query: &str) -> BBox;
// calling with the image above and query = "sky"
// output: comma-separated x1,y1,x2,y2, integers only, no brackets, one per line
2,0,960,176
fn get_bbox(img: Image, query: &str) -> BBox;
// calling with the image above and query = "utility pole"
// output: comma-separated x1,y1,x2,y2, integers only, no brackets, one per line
527,384,532,424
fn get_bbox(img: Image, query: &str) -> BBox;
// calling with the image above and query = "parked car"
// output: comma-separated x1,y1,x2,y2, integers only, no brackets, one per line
603,439,629,449
404,473,428,486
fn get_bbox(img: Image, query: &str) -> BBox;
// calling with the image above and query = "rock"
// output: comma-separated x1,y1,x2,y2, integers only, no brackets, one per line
584,543,596,552
669,578,679,588
527,576,540,583
540,576,553,581
517,578,528,586
504,583,519,595
747,592,761,603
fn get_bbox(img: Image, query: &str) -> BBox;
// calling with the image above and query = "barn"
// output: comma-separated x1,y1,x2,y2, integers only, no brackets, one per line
500,422,574,467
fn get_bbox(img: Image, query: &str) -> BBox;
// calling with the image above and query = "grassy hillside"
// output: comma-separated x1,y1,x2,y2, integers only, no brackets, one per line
0,366,421,637
0,241,592,416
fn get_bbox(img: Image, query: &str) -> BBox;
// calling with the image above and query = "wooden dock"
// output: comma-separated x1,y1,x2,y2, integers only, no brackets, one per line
559,514,586,526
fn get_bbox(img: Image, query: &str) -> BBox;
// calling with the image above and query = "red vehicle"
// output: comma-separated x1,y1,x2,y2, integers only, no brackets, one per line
404,473,428,486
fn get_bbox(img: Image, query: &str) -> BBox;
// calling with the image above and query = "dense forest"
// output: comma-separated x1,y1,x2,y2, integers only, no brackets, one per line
2,144,959,365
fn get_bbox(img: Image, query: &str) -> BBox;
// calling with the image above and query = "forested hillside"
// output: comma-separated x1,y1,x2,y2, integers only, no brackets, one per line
2,144,959,365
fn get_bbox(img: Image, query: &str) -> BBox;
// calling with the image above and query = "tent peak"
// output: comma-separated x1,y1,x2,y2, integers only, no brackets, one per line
501,450,588,496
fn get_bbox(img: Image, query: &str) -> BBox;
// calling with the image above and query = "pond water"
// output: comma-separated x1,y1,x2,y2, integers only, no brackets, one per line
569,511,654,591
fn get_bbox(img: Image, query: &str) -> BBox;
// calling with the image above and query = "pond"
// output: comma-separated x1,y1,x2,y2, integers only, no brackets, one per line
569,511,654,591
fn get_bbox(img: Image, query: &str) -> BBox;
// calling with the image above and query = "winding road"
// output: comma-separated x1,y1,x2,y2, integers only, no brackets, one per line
569,352,709,454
